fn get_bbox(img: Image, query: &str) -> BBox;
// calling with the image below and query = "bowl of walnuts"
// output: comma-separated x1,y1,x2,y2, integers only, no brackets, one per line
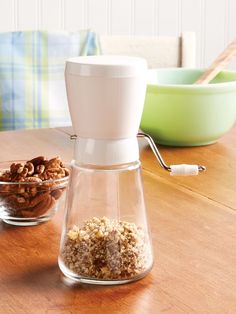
0,156,70,226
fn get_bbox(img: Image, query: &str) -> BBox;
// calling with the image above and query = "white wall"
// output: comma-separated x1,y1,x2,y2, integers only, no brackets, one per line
0,0,235,69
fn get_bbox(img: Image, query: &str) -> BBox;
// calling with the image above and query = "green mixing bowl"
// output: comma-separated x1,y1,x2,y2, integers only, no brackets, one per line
140,68,236,146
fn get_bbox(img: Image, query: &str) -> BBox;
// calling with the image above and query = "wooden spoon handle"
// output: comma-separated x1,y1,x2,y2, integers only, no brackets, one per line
194,39,236,84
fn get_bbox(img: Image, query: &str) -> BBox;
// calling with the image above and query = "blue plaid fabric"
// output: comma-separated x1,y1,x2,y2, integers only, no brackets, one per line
0,30,100,130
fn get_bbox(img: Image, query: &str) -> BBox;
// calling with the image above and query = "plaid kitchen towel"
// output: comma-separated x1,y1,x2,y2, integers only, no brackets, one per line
0,30,100,130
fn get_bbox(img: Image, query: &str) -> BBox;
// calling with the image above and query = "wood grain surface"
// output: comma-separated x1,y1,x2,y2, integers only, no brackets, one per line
0,125,236,314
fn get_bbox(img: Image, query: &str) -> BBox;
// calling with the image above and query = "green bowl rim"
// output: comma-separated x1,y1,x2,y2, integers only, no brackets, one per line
147,68,236,89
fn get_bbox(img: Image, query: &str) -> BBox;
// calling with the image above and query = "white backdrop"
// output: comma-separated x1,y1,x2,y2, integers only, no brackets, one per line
0,0,235,69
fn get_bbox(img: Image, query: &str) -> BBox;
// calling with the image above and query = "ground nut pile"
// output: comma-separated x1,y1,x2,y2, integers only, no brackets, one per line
62,217,151,280
0,156,69,218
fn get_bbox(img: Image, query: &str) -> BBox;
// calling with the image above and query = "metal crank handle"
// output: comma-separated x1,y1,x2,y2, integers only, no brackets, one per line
137,132,206,176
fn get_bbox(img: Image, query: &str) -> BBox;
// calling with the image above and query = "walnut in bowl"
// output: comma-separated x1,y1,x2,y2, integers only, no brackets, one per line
0,156,69,226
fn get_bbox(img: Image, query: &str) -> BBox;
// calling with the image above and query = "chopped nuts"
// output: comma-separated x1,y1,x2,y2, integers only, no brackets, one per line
61,217,151,280
0,156,69,218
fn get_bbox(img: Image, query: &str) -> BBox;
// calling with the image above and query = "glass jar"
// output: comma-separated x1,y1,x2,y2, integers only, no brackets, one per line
58,160,153,285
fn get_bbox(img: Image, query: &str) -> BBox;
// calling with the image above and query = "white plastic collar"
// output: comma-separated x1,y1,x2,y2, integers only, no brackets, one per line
74,137,139,165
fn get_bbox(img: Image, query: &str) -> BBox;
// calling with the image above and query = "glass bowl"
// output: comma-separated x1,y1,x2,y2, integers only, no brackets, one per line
0,160,69,226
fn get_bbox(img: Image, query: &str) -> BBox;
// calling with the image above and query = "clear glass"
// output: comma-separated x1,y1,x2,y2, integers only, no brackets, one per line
58,160,153,285
0,161,69,226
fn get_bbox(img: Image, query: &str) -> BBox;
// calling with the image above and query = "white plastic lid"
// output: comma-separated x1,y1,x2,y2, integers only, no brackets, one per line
66,55,147,78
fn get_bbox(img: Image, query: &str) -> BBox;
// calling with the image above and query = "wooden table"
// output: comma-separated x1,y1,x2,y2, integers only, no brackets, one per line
0,126,236,314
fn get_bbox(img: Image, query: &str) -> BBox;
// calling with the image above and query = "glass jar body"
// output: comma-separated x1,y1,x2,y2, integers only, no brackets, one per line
58,160,153,285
